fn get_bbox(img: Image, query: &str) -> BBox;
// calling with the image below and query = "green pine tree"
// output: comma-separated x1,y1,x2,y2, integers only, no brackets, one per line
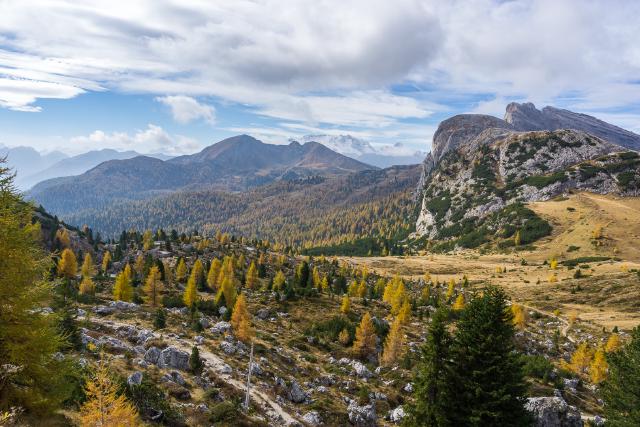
602,326,640,426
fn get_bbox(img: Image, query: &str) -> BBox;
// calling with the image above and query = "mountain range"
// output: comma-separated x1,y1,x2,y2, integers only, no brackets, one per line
28,135,375,216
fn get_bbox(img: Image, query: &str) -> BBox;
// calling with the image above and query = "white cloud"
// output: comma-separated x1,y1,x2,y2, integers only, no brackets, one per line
69,124,200,155
155,95,215,124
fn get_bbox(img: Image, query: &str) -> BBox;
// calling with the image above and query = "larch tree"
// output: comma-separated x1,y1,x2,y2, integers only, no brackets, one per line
55,228,71,248
445,278,455,300
570,342,593,375
144,266,163,307
101,250,112,274
0,159,73,415
79,275,95,296
397,300,412,325
352,312,377,361
602,326,640,426
312,266,321,289
79,360,140,426
511,303,526,329
231,294,252,342
183,271,199,308
113,264,133,302
133,254,145,278
390,281,408,315
321,276,329,293
175,258,187,282
245,261,259,289
81,253,95,278
452,294,465,311
57,248,78,280
356,280,367,298
217,275,237,309
605,333,621,353
273,270,286,292
340,295,351,314
163,260,173,285
142,229,153,251
589,347,608,384
382,317,405,366
207,258,222,291
192,258,205,288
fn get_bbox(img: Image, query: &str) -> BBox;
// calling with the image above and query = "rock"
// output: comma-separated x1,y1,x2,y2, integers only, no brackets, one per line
93,305,114,316
211,321,231,334
157,347,190,371
198,317,211,328
161,371,186,386
563,378,579,393
347,400,376,426
109,301,138,311
250,362,263,376
287,380,308,403
196,403,209,413
194,335,205,345
52,352,65,361
219,363,233,374
302,410,322,426
127,371,143,386
592,415,605,426
97,335,130,352
80,331,97,347
351,361,372,379
144,347,161,364
525,396,583,427
256,308,271,320
388,406,405,423
403,383,413,393
220,341,236,355
218,306,227,316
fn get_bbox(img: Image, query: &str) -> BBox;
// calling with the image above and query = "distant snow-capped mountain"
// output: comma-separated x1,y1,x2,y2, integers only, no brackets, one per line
294,134,426,168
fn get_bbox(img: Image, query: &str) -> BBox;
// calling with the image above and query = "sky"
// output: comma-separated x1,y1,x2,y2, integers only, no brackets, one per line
0,0,639,156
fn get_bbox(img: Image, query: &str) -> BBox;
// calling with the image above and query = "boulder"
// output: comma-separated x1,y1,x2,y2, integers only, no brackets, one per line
347,400,376,426
109,301,138,311
351,361,372,379
158,347,190,371
287,380,308,404
144,346,161,364
161,371,186,386
211,321,231,334
220,341,236,355
525,396,583,427
403,383,413,393
302,410,322,426
127,371,143,386
256,308,271,320
388,406,405,423
93,305,115,316
97,336,130,352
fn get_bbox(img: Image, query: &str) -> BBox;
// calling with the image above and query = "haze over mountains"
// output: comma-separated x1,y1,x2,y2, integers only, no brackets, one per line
28,134,375,216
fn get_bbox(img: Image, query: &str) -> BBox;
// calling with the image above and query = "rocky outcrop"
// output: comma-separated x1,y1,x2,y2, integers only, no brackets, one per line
525,396,583,427
506,102,640,151
347,400,377,426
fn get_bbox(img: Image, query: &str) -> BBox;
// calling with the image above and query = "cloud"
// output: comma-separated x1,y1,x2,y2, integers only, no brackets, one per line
155,95,215,124
69,124,200,155
0,76,84,111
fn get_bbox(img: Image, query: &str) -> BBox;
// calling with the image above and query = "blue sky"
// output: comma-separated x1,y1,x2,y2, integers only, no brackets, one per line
0,0,639,156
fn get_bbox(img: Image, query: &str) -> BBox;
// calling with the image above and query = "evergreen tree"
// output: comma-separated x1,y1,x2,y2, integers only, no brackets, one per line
404,308,452,427
153,308,167,329
79,360,140,426
352,312,377,361
189,346,203,374
447,287,531,426
602,326,640,426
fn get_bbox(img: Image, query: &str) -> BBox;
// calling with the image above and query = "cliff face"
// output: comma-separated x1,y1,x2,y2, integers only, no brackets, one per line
415,103,640,241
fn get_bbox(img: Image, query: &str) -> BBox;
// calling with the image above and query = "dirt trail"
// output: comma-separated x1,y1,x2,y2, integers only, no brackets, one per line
88,316,300,426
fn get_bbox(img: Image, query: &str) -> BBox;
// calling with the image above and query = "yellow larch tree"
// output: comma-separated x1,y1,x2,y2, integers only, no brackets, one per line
113,264,133,302
605,334,621,353
452,294,465,311
511,303,526,329
216,275,237,309
273,270,286,291
144,266,163,307
381,317,404,366
549,258,558,270
79,275,95,296
390,281,408,315
397,300,412,325
207,258,222,291
320,276,329,293
101,251,112,274
570,342,593,375
57,248,77,280
445,278,455,299
338,328,351,346
183,271,199,308
192,259,204,287
133,254,144,278
245,261,259,289
352,312,377,360
312,266,321,289
81,253,95,278
79,361,140,426
231,293,253,342
357,279,367,298
175,258,187,282
142,229,153,251
589,347,608,384
163,260,173,285
340,295,351,314
55,228,71,248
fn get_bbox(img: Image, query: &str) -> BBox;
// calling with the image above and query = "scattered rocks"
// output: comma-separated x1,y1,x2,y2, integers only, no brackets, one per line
388,406,405,423
347,400,376,426
198,317,211,329
563,378,579,393
109,301,138,311
287,380,308,403
93,305,115,316
161,371,186,386
194,335,205,345
351,361,372,379
144,346,161,364
157,347,190,371
127,371,143,386
211,321,231,334
302,410,322,426
525,396,583,427
220,341,236,355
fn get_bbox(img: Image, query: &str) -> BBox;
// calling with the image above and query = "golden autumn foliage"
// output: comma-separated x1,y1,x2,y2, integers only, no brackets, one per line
338,328,351,346
549,258,558,270
357,280,367,298
207,258,222,291
79,361,140,427
382,318,405,366
133,254,144,278
245,261,259,289
273,270,286,291
183,271,198,308
590,348,608,384
452,294,465,311
101,251,112,273
175,258,187,282
397,300,412,324
231,294,253,342
81,253,95,278
142,229,153,251
605,334,621,353
446,278,455,299
511,303,526,329
216,275,237,309
55,228,71,248
79,275,95,296
352,312,377,360
57,248,77,279
113,264,133,302
144,266,163,307
340,295,351,314
192,259,205,286
570,342,593,375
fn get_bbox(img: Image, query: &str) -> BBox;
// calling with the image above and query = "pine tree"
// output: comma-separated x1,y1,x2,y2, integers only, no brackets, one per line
382,318,404,366
590,347,608,384
144,266,163,307
245,261,259,289
113,264,134,302
79,360,140,426
405,308,452,426
57,248,78,279
79,275,96,296
602,326,640,426
183,271,199,308
0,160,73,414
81,253,95,278
189,346,203,374
101,251,112,274
207,258,222,291
340,295,350,314
153,308,166,329
175,258,187,282
352,312,377,361
273,270,286,291
447,286,531,426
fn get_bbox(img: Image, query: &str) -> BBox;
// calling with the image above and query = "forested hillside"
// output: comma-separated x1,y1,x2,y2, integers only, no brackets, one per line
62,165,420,254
